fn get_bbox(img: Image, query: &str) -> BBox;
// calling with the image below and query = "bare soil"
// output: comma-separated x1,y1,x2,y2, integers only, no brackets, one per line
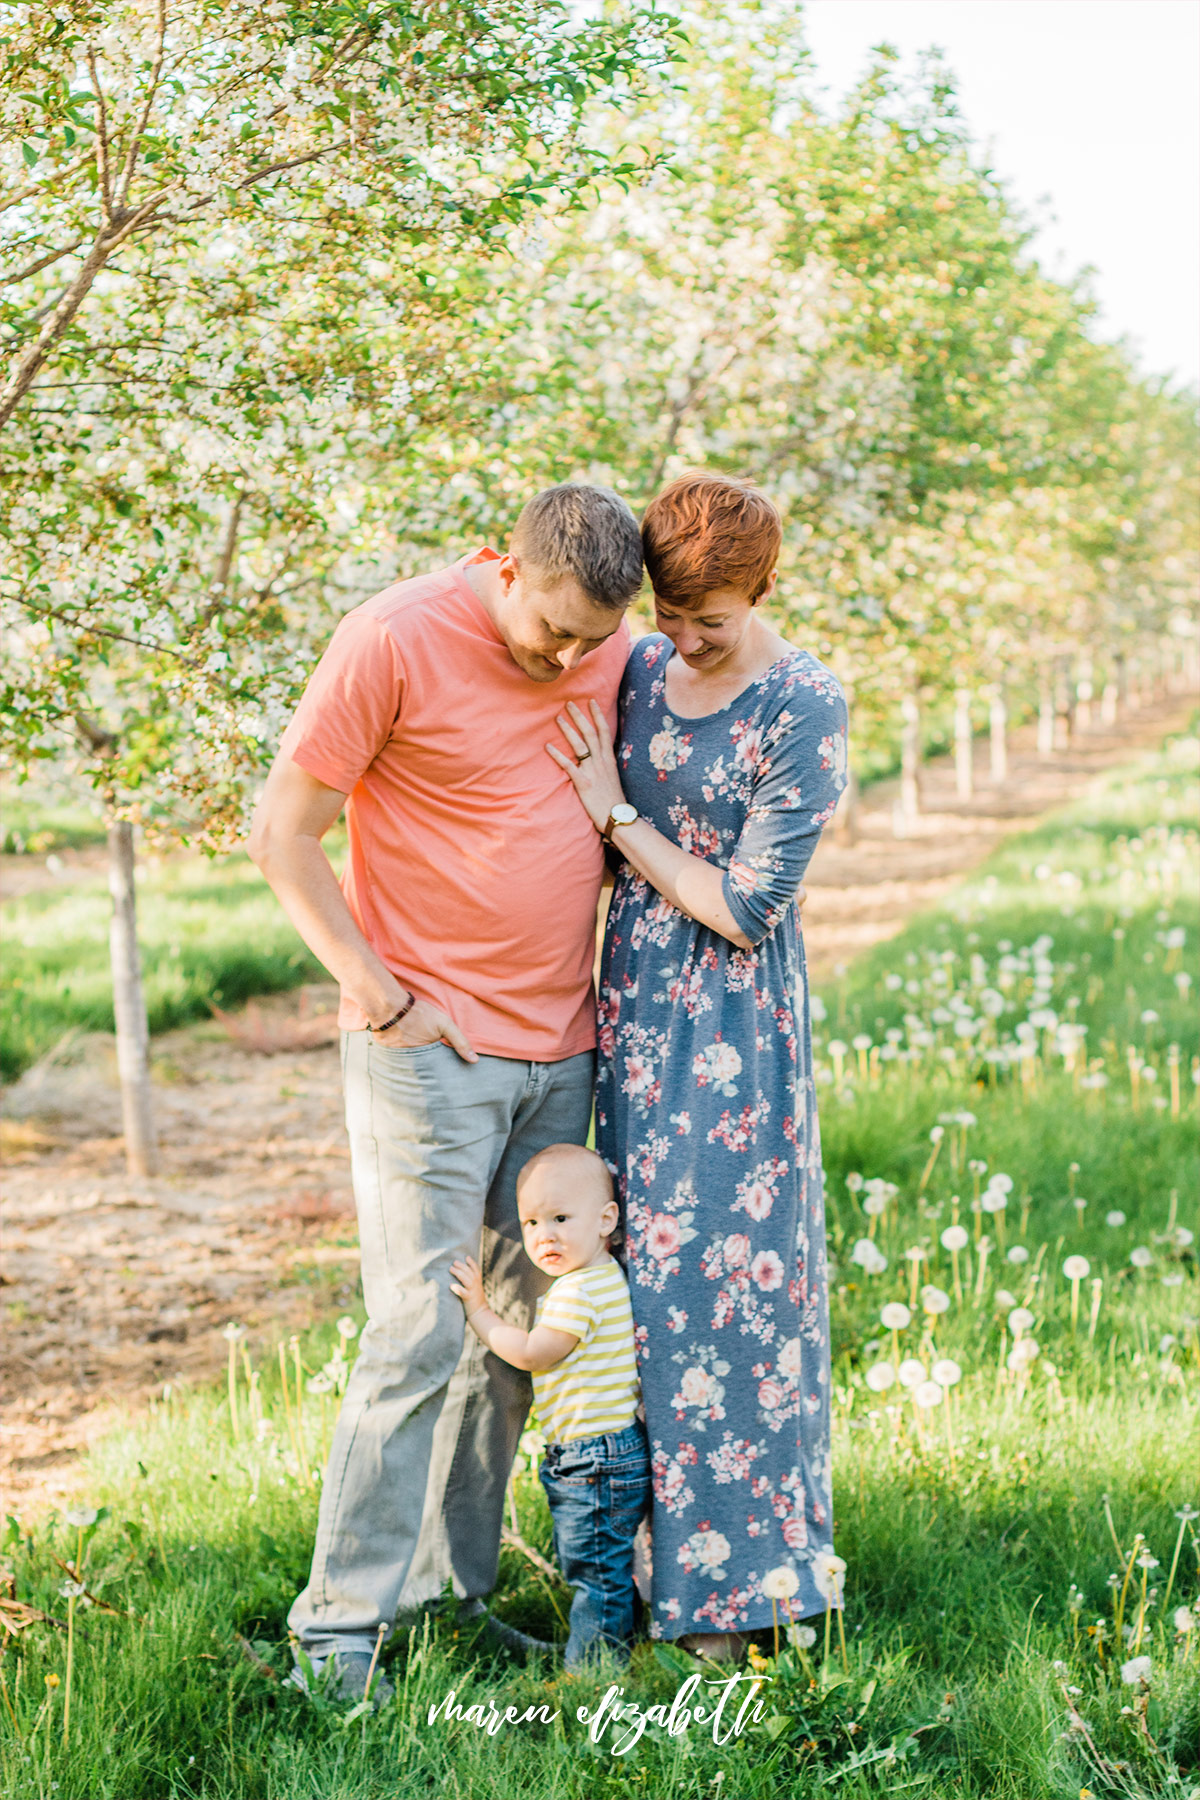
1,698,1193,1515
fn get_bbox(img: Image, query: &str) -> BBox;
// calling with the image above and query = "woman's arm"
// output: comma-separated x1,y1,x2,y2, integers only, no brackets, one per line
449,1257,579,1373
547,701,755,948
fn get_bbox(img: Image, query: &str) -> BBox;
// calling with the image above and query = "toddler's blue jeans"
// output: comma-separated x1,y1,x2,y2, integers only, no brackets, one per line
540,1420,651,1668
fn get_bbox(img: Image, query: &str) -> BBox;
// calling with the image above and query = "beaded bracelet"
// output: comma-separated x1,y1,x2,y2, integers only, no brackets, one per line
368,991,416,1035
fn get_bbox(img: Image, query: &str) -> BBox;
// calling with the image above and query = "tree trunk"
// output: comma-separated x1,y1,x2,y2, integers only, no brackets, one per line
989,685,1008,783
1037,679,1056,757
832,762,859,845
108,820,158,1177
1054,662,1074,750
1183,632,1200,693
1075,653,1093,734
898,685,922,830
954,687,973,800
1100,675,1119,726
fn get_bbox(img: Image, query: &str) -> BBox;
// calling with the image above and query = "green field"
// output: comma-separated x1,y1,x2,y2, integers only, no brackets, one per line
1,738,1196,1798
0,845,336,1083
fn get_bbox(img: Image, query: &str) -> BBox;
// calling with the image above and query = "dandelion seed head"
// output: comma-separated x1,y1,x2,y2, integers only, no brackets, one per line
880,1302,911,1331
1006,1245,1030,1264
1009,1307,1036,1335
762,1564,801,1599
64,1507,98,1529
1105,1210,1126,1227
1063,1256,1090,1281
897,1358,927,1389
811,1549,847,1601
931,1358,962,1387
941,1224,969,1252
921,1285,951,1314
1130,1247,1154,1269
865,1361,896,1392
1120,1655,1152,1685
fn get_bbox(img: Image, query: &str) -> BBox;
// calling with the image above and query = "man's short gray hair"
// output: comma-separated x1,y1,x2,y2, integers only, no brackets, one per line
511,483,643,610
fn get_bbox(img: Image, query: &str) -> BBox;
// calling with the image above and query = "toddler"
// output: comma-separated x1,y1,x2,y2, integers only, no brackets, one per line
450,1142,649,1668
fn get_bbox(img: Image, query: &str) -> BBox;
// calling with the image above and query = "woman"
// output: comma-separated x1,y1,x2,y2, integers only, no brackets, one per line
547,471,847,1656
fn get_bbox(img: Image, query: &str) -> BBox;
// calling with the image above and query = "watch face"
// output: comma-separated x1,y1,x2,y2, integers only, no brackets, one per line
612,804,638,824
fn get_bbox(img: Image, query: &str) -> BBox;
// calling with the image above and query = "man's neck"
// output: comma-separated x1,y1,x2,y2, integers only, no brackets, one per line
462,553,502,624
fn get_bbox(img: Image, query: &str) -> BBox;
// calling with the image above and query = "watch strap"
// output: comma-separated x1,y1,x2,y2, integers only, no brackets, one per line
602,805,638,844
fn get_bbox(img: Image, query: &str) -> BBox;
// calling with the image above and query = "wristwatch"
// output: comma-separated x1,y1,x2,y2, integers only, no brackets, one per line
602,802,639,843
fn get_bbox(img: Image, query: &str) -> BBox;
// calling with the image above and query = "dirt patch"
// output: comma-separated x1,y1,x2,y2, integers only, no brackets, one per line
0,990,353,1514
1,699,1193,1515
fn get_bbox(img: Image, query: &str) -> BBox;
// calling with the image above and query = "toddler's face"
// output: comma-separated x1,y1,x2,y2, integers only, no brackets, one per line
518,1173,617,1277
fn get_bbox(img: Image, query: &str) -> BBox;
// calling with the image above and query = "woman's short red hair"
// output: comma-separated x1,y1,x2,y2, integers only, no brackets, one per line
641,472,782,606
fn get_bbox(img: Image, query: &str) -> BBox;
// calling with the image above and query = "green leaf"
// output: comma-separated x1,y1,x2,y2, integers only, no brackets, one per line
21,142,38,168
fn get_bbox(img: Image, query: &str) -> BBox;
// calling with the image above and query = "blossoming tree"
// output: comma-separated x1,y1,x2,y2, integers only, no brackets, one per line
0,0,677,1171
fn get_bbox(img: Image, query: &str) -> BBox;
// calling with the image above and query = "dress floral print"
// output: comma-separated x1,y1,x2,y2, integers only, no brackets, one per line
596,635,848,1636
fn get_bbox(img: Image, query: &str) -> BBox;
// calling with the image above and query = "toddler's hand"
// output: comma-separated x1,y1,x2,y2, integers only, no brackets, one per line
449,1255,487,1318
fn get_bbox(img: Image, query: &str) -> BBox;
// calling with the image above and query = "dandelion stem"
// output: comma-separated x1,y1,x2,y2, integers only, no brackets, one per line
1113,1534,1142,1645
291,1338,311,1487
364,1621,387,1703
1101,1493,1124,1562
823,1596,832,1670
61,1592,74,1747
1162,1513,1188,1611
227,1335,240,1443
771,1596,779,1661
278,1341,305,1482
0,1662,19,1738
1132,1567,1148,1652
1088,1280,1103,1343
835,1581,849,1674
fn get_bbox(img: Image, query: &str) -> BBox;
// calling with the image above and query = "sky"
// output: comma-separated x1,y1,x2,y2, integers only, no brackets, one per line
801,0,1200,388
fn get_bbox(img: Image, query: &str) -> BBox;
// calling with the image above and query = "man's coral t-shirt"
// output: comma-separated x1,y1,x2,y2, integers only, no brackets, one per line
279,549,630,1062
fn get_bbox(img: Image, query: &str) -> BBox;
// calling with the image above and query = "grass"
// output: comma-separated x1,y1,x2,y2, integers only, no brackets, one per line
0,852,333,1084
0,738,1196,1798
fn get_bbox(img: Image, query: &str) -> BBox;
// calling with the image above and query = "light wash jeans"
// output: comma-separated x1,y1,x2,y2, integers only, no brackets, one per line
288,1031,594,1660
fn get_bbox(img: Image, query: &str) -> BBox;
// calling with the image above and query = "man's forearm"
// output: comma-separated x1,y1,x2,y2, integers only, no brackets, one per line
254,833,406,1023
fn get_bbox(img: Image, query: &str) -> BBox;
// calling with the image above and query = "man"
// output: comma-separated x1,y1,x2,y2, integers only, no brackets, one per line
248,484,643,1701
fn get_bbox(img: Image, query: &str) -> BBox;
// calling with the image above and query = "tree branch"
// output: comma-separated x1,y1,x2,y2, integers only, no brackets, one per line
0,193,166,429
0,151,96,215
2,594,189,662
85,48,115,224
0,238,85,288
116,0,168,209
199,487,245,629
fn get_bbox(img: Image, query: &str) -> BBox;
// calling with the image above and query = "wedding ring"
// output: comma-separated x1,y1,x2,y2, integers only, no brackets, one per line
576,749,590,761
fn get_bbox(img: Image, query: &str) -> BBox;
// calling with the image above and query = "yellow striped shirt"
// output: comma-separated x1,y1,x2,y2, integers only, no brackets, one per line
532,1257,640,1445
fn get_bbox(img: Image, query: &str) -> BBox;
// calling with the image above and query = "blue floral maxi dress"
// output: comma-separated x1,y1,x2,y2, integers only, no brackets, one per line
595,635,848,1638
